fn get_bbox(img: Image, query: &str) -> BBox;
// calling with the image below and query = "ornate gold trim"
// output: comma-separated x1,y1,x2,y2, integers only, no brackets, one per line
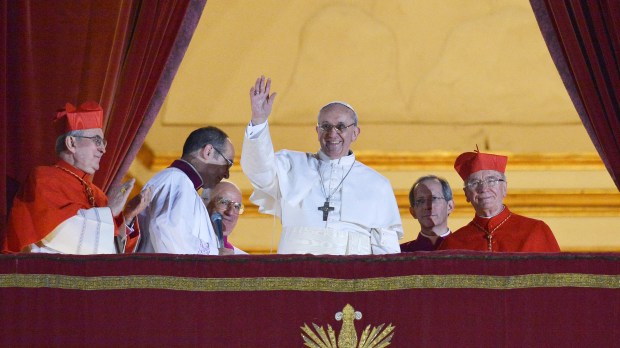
137,145,605,172
2,273,619,291
234,189,620,217
301,304,395,348
355,152,605,171
396,189,620,217
134,145,619,218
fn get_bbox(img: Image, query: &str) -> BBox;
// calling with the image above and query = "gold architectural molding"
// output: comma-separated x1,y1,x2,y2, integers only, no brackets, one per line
134,144,619,217
135,143,156,171
395,190,620,217
355,152,606,171
137,144,605,172
234,190,620,218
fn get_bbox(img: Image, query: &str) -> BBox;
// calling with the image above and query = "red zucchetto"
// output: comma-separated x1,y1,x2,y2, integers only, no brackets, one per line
454,147,508,180
54,101,103,132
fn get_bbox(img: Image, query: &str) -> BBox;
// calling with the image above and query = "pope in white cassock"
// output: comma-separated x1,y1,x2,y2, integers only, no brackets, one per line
241,76,403,255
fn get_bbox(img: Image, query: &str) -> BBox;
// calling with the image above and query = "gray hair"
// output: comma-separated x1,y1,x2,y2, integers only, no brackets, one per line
55,130,83,154
317,101,358,125
409,175,453,207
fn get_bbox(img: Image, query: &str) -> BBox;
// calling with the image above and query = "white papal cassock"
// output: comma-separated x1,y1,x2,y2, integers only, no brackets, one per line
241,122,403,255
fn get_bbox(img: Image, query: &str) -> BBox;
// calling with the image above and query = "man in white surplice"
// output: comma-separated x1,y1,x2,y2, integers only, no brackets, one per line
137,126,235,255
241,76,403,255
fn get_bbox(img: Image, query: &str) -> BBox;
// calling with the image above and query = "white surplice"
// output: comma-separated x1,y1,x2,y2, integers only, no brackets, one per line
241,122,403,255
30,207,116,254
137,163,218,255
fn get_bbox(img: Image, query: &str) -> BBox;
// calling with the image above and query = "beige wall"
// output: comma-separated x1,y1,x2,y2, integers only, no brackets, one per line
130,0,620,252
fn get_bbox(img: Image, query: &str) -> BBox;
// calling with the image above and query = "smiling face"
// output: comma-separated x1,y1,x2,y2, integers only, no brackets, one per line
463,169,507,217
316,104,359,159
207,181,242,237
410,178,454,233
70,128,106,174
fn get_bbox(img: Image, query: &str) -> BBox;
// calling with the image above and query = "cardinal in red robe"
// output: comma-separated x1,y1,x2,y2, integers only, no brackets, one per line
4,101,150,254
438,148,560,252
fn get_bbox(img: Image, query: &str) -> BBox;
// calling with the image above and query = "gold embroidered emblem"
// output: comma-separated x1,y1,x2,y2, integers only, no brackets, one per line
301,304,395,348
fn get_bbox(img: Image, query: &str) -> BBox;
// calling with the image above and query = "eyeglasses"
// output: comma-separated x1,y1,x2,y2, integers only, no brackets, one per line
217,197,244,214
317,122,356,134
465,177,506,190
212,146,233,168
413,196,446,207
73,135,107,148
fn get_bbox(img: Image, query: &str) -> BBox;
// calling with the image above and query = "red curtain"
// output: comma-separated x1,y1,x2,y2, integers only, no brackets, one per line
1,2,7,233
0,0,207,232
530,0,620,190
97,0,208,191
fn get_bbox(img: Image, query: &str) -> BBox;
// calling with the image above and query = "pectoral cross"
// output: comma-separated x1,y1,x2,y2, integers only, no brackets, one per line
318,200,334,221
486,233,493,251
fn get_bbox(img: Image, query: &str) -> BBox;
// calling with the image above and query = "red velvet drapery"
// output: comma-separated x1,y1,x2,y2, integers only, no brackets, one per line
2,252,620,346
0,1,206,234
97,0,207,192
0,2,7,235
530,0,620,190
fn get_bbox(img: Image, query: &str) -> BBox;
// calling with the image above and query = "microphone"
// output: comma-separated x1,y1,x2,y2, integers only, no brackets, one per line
211,212,224,248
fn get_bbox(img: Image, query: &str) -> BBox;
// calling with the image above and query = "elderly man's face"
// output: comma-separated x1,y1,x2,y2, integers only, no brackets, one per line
316,105,359,159
463,170,507,217
72,128,106,174
207,183,242,237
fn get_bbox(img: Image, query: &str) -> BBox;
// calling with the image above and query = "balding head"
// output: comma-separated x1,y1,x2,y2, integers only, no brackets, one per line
206,181,243,237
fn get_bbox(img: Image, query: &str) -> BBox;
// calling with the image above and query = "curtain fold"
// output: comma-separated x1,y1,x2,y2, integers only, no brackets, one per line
107,0,207,191
1,1,7,232
1,0,207,238
530,0,620,189
98,0,207,191
2,0,132,228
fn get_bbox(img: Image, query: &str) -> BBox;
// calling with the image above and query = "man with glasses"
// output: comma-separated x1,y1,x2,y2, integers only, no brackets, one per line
438,148,560,252
4,101,151,254
204,181,248,255
241,76,402,255
400,175,454,252
137,126,235,255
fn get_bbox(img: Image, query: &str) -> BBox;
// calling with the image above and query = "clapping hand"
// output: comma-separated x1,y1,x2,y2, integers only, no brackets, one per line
123,186,152,225
108,178,136,217
249,75,277,125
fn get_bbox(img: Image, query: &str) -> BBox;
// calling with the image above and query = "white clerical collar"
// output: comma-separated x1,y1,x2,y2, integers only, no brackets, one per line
477,205,506,219
316,150,356,165
420,228,451,242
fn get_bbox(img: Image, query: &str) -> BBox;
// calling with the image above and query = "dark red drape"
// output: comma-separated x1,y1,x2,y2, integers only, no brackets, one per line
0,0,207,235
531,0,620,190
1,1,7,234
98,0,207,191
1,252,620,346
2,0,130,231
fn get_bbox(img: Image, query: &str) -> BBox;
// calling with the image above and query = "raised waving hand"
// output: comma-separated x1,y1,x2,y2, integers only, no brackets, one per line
249,75,277,125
